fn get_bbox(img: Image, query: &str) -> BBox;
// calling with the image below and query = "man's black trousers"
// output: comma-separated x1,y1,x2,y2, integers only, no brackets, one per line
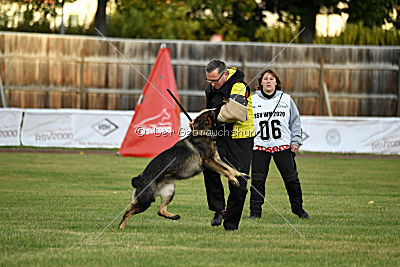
203,137,253,229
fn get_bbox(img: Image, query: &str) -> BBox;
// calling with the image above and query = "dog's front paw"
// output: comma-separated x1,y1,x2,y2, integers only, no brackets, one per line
229,178,240,187
171,214,181,220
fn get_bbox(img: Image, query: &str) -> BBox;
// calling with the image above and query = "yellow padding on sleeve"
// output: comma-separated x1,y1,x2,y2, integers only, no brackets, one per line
231,83,246,96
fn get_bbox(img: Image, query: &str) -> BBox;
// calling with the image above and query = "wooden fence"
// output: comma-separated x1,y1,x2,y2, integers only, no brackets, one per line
1,32,399,116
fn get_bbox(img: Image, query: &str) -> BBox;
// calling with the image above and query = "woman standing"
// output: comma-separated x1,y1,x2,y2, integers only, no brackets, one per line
249,69,309,219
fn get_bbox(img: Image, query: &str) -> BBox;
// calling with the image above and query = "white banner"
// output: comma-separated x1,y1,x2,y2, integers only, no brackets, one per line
21,109,134,148
0,108,23,146
301,116,400,155
22,110,75,147
73,111,133,148
2,108,400,154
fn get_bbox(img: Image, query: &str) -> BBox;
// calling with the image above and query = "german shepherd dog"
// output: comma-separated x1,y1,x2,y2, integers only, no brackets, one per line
118,109,249,230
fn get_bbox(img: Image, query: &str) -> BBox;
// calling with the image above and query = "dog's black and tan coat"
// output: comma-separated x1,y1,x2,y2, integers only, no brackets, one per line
118,109,249,230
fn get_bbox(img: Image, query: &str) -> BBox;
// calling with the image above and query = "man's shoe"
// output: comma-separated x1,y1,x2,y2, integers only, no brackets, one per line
295,209,310,219
211,211,224,226
224,223,238,231
248,212,261,219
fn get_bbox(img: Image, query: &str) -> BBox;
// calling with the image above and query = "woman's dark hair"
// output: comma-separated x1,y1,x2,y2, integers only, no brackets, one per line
256,69,281,91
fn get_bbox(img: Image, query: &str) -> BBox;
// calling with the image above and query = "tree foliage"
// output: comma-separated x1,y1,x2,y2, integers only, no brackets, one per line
0,0,77,33
187,0,265,41
260,0,342,43
1,0,399,45
108,0,201,40
314,22,400,45
108,0,265,41
338,0,400,29
255,25,302,43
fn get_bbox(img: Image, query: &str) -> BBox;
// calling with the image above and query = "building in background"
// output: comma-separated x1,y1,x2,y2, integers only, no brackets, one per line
59,0,98,28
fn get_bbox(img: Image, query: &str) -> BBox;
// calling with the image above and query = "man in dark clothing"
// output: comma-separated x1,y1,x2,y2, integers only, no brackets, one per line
203,59,254,231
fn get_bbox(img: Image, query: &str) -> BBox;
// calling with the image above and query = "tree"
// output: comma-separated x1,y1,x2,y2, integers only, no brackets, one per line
108,1,203,40
94,0,109,36
260,0,341,43
0,0,77,33
338,0,400,29
188,0,265,41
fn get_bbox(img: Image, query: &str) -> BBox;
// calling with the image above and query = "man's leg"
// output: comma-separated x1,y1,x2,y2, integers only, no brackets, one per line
224,175,247,230
273,149,309,219
249,150,271,218
222,137,253,230
203,167,226,226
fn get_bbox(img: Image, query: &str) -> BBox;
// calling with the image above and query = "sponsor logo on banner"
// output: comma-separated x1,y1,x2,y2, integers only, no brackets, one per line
302,131,309,142
35,132,74,142
0,129,18,139
326,128,340,146
91,118,119,137
135,108,173,136
371,138,400,152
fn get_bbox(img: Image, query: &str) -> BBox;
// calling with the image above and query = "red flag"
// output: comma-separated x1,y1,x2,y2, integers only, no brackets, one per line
119,46,181,158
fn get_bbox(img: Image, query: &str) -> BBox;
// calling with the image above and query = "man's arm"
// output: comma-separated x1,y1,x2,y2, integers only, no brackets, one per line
217,82,248,123
289,97,303,147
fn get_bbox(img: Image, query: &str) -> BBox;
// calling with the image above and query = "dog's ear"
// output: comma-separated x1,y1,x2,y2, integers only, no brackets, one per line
192,111,206,129
198,112,207,124
210,109,219,128
206,114,212,127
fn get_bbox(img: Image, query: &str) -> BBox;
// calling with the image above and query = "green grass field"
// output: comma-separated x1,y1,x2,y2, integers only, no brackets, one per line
0,151,399,266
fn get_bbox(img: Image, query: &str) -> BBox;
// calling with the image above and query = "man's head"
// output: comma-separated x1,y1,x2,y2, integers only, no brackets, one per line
205,59,228,90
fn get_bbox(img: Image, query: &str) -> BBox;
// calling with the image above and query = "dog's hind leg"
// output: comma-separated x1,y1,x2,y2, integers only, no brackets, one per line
118,201,152,230
157,183,180,220
118,204,136,230
118,189,153,230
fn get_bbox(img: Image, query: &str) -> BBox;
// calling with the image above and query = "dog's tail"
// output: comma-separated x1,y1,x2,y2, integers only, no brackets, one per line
131,174,142,188
131,174,156,203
